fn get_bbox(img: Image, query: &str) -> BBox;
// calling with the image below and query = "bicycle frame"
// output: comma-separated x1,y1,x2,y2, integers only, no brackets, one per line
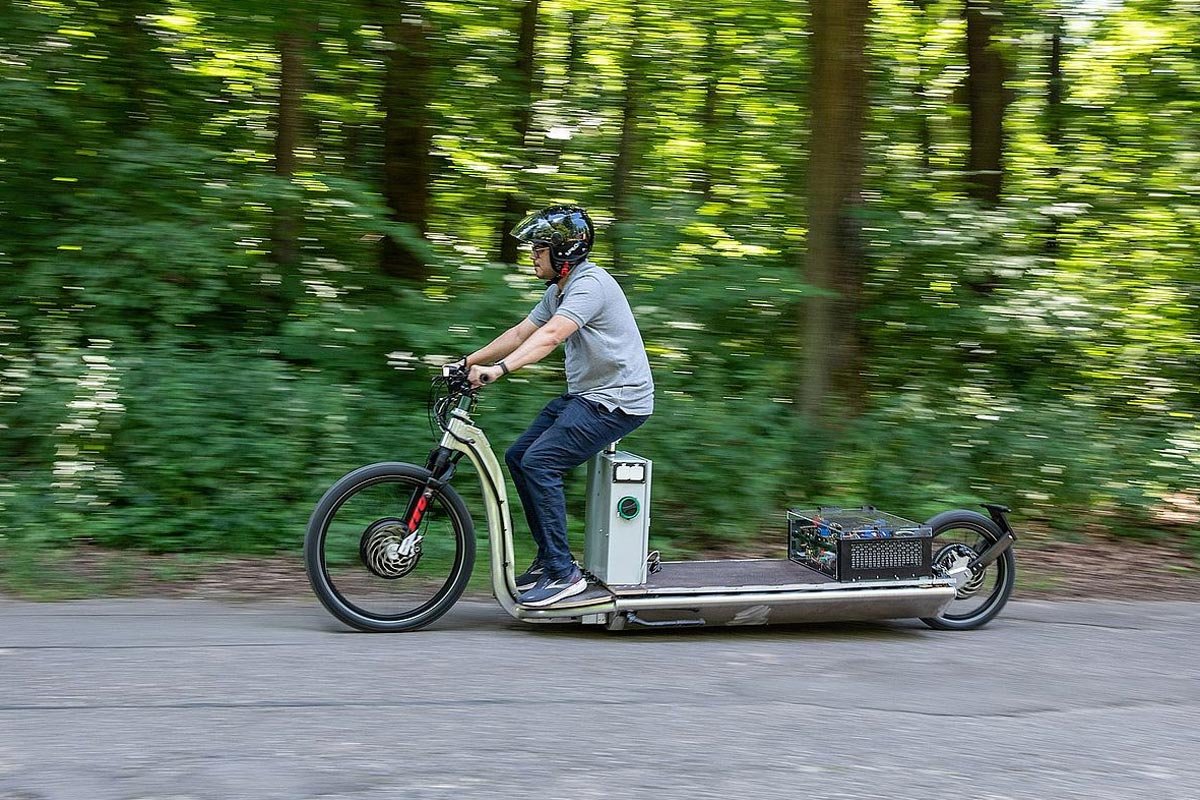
436,397,617,621
427,398,960,628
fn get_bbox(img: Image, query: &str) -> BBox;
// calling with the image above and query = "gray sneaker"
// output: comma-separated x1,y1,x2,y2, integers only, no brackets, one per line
518,566,588,608
515,559,545,592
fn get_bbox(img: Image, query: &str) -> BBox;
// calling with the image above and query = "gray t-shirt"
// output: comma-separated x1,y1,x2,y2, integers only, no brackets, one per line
528,261,655,416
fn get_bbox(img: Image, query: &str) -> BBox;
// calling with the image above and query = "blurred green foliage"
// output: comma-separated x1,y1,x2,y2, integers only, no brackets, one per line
1,0,1198,569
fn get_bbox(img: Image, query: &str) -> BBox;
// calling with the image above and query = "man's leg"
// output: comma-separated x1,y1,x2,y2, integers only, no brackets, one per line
518,396,649,579
504,395,568,563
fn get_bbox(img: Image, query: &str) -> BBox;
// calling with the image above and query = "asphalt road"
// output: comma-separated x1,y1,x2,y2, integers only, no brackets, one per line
1,597,1197,800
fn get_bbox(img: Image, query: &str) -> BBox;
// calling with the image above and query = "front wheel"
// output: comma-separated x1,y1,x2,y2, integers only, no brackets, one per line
304,462,476,632
920,509,1015,631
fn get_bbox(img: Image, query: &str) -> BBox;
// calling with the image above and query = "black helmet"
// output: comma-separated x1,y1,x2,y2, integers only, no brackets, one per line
510,204,594,277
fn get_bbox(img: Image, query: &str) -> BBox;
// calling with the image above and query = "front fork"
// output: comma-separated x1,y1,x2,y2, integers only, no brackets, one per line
401,446,462,532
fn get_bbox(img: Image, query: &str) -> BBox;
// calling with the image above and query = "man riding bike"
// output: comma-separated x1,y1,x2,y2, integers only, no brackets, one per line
457,204,654,607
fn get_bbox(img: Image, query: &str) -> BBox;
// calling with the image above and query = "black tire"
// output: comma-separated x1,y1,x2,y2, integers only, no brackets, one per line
304,462,475,632
919,509,1015,631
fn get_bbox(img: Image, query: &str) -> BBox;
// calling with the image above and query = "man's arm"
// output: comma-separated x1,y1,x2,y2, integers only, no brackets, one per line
465,318,540,367
467,314,578,387
503,315,578,371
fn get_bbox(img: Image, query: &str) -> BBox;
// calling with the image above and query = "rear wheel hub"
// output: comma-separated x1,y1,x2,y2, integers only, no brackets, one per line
934,542,987,599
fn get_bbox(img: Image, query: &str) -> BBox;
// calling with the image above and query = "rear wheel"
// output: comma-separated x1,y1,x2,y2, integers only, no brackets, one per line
304,462,475,632
920,509,1015,631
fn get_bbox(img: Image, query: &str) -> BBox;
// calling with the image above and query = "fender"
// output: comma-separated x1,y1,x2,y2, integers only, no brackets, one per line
968,503,1017,571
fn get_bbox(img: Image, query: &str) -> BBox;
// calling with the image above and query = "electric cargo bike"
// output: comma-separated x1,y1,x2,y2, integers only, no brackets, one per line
304,365,1017,633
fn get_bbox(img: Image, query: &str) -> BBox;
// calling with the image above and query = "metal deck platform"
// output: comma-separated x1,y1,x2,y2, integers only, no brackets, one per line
607,558,836,596
520,559,956,623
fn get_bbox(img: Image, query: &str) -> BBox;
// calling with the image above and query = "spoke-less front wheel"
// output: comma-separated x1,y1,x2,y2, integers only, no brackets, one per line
305,462,475,632
920,509,1015,631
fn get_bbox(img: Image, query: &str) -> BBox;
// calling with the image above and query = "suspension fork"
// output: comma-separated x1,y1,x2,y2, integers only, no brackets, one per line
402,446,462,531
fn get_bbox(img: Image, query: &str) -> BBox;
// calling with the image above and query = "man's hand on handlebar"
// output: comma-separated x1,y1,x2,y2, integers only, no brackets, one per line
440,357,506,389
468,364,504,388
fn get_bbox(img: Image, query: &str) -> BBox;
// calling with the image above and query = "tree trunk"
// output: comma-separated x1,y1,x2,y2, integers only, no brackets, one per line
547,8,586,174
611,4,644,275
799,0,869,422
566,8,585,95
497,0,540,265
113,0,157,134
913,0,932,173
697,18,720,201
272,25,304,280
965,0,1008,206
379,0,432,280
1046,15,1064,254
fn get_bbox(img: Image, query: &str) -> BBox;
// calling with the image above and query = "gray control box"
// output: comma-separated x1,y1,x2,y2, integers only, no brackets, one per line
583,449,652,586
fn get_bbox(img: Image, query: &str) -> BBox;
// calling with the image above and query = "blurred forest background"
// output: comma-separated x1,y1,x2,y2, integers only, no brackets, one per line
1,0,1198,571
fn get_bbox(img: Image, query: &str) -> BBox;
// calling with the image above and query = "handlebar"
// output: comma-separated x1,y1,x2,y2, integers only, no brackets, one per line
441,362,495,386
440,363,478,392
430,363,482,434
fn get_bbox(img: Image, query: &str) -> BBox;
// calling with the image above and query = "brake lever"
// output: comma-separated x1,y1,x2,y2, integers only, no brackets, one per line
440,363,478,396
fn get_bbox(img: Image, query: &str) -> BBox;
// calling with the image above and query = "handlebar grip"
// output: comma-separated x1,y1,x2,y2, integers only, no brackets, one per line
479,371,493,384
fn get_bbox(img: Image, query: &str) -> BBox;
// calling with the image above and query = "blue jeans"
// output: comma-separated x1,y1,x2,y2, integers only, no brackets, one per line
505,394,649,578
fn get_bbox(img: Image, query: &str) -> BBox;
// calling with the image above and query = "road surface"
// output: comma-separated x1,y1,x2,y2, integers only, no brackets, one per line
1,598,1196,799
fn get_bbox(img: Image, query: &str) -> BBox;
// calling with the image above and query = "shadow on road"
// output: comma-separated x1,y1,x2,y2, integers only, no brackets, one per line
294,598,932,641
515,617,931,642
